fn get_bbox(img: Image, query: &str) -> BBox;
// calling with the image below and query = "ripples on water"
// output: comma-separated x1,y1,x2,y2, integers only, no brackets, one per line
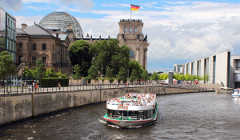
1,93,240,140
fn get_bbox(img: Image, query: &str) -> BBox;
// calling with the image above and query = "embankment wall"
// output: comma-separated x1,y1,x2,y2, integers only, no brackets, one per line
0,86,201,126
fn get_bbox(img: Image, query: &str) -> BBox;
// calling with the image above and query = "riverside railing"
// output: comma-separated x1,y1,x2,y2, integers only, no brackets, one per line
0,80,164,96
0,80,212,97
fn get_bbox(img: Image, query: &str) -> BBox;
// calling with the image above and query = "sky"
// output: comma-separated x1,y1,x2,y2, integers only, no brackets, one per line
1,0,240,72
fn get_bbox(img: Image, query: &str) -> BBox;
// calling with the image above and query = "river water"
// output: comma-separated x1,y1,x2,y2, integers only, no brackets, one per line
1,92,240,140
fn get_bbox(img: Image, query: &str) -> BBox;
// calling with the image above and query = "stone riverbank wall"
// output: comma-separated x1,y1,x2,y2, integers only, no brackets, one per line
0,86,204,126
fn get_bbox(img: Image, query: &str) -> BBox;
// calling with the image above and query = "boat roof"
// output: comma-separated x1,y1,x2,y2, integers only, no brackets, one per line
106,93,156,111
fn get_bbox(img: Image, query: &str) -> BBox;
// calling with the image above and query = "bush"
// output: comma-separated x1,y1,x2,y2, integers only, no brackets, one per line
39,78,69,87
150,72,159,80
159,73,168,80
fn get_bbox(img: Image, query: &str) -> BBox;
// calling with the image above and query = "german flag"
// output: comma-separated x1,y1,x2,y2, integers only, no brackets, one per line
131,4,140,11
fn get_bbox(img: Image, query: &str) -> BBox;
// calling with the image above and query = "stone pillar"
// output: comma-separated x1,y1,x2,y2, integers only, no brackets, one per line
144,48,147,69
136,48,140,62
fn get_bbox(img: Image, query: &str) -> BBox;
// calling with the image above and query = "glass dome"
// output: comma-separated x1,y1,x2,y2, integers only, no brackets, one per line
39,12,83,38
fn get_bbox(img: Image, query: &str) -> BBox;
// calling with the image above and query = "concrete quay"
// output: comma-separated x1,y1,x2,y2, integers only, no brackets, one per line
0,86,208,126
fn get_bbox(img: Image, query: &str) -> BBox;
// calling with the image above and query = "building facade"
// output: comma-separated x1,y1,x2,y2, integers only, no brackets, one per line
231,56,240,88
117,19,149,69
173,64,184,74
16,23,71,73
0,8,16,63
76,19,149,69
174,51,231,87
16,12,150,74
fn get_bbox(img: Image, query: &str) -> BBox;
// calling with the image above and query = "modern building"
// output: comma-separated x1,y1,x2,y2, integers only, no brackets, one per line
0,8,16,63
231,56,240,88
16,23,71,73
174,51,231,88
173,64,184,74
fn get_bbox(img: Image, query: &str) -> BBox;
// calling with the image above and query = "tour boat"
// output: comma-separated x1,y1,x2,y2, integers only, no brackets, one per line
102,93,158,128
232,89,240,98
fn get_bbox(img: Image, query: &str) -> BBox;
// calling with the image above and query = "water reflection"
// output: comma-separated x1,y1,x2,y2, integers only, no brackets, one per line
232,97,240,104
1,93,240,140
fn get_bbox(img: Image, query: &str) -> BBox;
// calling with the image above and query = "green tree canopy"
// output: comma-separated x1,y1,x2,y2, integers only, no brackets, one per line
150,72,159,80
69,39,146,81
117,67,128,82
72,64,81,79
68,40,92,77
159,73,168,80
22,60,66,80
141,70,149,81
174,74,185,80
0,51,16,79
88,64,98,80
129,60,144,81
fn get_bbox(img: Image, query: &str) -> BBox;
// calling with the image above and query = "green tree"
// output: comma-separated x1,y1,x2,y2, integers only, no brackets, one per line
159,73,168,80
117,67,128,82
0,51,16,79
150,72,159,80
128,60,144,81
31,60,45,80
44,68,67,79
141,70,149,81
91,39,120,76
22,67,33,80
110,45,130,76
184,74,192,81
72,64,81,79
174,73,185,80
130,69,138,82
44,68,56,78
88,64,98,80
68,40,92,77
106,66,114,79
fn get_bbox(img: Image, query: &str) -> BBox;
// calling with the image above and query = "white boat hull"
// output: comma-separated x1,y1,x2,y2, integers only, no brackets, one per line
232,94,240,98
103,114,158,128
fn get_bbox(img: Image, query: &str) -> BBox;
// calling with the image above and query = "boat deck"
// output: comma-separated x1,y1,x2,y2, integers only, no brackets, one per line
106,93,156,111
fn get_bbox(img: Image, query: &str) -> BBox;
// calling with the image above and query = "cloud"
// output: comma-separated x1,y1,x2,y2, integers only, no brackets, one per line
23,0,51,3
60,0,93,10
0,0,22,10
83,1,240,71
23,0,94,11
14,1,240,71
15,16,43,27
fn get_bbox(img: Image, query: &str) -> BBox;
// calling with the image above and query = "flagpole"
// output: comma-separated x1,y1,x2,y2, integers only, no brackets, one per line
130,0,132,20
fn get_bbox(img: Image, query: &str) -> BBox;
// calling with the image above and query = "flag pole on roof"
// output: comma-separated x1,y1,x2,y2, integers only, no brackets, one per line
130,0,140,20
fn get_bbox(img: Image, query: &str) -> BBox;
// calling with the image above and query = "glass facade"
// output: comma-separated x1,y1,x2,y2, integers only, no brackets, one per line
39,12,83,38
0,8,16,63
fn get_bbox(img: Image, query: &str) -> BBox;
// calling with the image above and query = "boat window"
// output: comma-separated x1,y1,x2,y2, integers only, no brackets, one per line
123,111,128,116
128,111,137,116
107,110,113,117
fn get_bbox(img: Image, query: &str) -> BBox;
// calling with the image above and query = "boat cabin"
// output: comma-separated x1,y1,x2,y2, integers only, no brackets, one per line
106,109,156,120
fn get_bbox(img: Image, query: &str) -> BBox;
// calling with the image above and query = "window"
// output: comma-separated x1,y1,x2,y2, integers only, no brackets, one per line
18,56,22,65
135,27,138,33
42,43,46,50
42,56,46,64
18,42,22,49
32,56,36,64
124,26,128,33
32,43,36,50
236,60,240,70
129,50,135,58
129,27,133,33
